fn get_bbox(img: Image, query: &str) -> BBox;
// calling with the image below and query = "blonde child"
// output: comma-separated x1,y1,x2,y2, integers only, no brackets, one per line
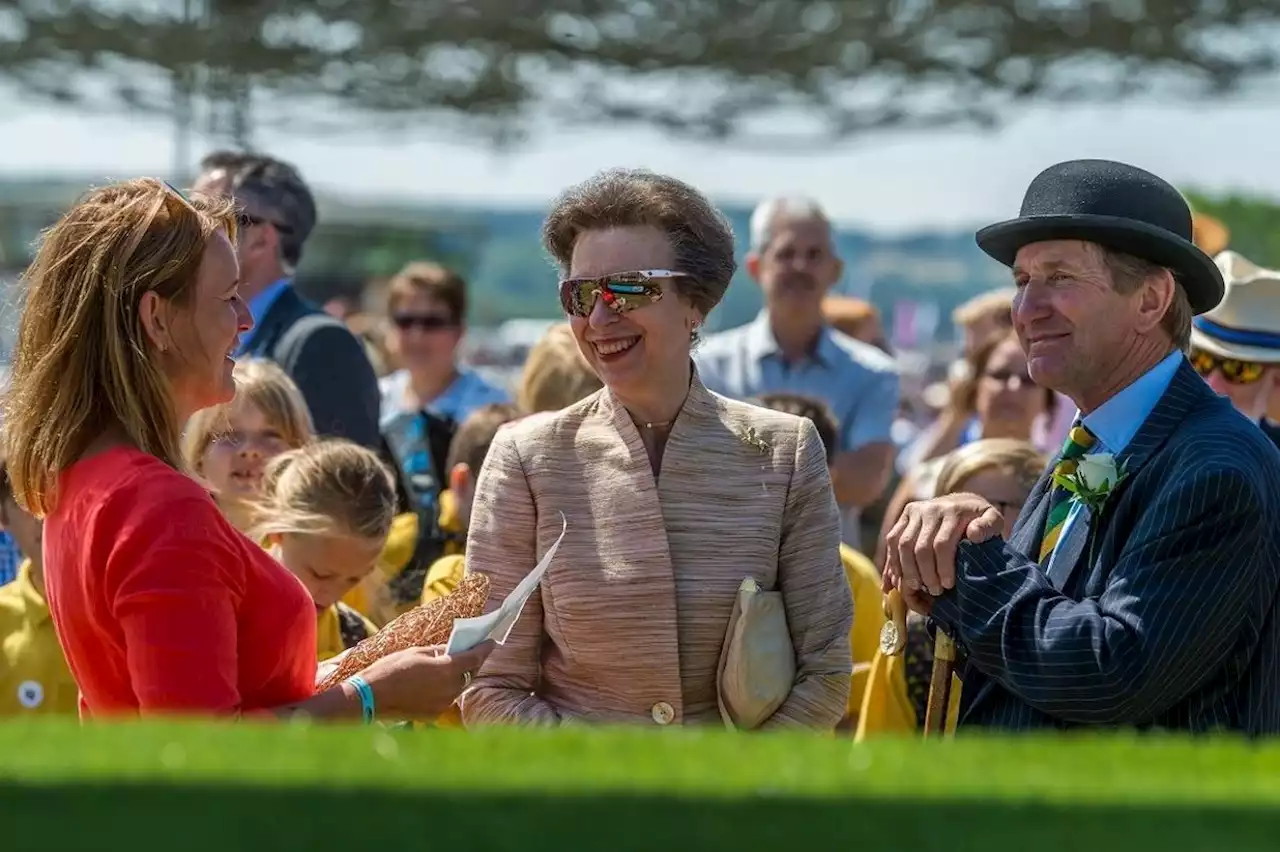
251,440,397,661
0,449,78,715
183,359,314,533
750,392,884,732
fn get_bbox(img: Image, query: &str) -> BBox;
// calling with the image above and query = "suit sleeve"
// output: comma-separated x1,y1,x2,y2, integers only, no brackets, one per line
762,418,854,730
460,430,562,726
930,465,1266,725
277,319,382,449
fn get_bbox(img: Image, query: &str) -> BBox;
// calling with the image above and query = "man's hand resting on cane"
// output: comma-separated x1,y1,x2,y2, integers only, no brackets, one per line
882,494,1005,615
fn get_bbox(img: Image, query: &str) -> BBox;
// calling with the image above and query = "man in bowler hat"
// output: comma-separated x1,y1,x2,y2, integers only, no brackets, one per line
883,159,1280,733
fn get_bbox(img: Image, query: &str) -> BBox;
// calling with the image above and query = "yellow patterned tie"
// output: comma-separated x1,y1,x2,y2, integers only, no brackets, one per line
1038,424,1098,565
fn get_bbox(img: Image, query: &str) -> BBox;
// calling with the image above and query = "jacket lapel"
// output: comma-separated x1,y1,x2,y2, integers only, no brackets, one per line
1044,356,1205,594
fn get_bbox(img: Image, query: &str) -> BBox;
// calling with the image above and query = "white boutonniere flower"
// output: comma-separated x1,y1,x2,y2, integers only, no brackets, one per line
1054,452,1126,514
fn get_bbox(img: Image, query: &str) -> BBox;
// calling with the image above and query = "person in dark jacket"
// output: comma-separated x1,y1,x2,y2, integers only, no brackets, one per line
193,152,381,449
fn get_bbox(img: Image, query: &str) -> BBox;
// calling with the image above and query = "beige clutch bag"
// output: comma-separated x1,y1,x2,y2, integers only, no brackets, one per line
717,577,796,730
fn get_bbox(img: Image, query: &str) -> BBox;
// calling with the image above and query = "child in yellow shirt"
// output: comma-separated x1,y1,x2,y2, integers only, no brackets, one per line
0,453,77,715
750,393,886,731
420,403,521,605
250,440,394,661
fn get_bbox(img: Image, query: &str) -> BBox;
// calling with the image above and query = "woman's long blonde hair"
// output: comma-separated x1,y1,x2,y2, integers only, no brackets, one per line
249,439,397,544
182,358,314,475
3,179,236,516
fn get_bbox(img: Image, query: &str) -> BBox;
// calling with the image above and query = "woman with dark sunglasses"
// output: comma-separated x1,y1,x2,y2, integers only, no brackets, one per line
1190,251,1280,449
460,169,854,731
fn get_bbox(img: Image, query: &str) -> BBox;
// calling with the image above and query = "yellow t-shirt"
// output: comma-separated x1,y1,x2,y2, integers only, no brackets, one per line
841,544,887,727
0,560,79,716
316,602,379,663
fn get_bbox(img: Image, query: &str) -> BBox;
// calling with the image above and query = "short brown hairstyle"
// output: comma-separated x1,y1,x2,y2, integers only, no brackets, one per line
445,403,521,475
4,179,237,516
387,261,467,324
1098,247,1194,352
750,392,839,465
518,323,603,413
542,169,737,316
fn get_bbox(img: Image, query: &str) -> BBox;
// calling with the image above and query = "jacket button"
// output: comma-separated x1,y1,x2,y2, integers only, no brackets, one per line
651,701,675,725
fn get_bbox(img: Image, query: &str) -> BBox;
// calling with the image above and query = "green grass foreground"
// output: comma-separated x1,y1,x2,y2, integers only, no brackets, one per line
0,719,1276,851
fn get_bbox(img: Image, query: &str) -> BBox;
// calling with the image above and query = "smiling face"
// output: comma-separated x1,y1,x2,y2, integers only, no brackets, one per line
1011,240,1151,406
200,399,296,498
566,226,702,397
273,530,385,610
140,230,252,422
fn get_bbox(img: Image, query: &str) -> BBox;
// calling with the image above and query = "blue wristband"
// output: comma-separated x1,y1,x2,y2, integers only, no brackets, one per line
345,675,375,724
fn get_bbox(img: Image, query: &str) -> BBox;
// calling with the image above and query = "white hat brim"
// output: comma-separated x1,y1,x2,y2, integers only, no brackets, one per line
1190,325,1280,363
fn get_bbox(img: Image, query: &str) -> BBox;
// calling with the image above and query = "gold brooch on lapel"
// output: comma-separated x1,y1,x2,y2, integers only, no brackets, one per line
738,426,771,454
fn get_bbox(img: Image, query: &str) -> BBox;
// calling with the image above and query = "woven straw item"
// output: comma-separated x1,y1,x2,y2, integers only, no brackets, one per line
316,571,491,692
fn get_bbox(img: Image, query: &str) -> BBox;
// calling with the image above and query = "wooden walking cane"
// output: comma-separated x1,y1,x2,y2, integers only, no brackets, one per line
880,589,961,739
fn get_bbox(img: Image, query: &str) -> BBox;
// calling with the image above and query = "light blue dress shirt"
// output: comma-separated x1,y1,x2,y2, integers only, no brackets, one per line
236,277,291,356
378,367,511,427
1045,350,1183,575
694,311,901,453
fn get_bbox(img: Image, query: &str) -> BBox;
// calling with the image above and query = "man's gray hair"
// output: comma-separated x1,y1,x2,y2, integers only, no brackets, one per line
748,196,832,254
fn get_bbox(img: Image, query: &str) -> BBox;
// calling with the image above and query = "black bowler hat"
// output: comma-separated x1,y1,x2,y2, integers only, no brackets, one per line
976,159,1224,315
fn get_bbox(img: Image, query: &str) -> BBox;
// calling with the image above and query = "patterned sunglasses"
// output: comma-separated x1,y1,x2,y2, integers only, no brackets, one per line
1191,349,1267,385
558,269,689,317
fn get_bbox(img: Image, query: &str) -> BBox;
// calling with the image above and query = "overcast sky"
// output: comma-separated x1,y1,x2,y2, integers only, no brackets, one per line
6,86,1280,234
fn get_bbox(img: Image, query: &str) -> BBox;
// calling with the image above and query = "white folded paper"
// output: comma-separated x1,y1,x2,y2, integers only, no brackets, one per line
445,511,567,655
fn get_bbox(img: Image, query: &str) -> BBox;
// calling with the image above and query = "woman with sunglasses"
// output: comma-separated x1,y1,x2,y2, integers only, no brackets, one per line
461,169,854,730
1190,251,1280,450
379,261,509,424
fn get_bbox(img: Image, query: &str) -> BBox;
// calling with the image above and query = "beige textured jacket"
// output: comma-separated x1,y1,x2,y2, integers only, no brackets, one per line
460,374,853,729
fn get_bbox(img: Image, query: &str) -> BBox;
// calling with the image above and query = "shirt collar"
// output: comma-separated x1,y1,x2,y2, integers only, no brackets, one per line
1081,350,1183,454
247,278,291,328
745,310,835,368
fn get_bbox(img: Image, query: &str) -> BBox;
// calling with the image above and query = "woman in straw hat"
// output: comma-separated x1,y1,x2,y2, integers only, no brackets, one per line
3,179,491,721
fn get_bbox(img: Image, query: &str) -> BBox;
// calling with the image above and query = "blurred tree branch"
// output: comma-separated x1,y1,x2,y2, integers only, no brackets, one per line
1,0,1279,150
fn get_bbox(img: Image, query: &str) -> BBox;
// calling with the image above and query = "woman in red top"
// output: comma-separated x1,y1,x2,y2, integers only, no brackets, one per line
2,179,492,720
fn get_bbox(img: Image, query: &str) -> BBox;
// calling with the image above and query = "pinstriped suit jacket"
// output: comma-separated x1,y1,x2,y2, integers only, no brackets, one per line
460,374,854,729
931,358,1280,734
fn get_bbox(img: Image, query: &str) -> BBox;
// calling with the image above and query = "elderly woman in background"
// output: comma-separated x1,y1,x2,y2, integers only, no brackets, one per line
462,169,853,729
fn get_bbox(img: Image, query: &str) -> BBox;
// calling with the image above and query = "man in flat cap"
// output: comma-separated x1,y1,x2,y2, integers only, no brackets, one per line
884,159,1280,734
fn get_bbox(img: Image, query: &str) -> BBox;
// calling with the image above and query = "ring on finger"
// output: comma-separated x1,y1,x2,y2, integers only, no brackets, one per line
462,670,472,689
